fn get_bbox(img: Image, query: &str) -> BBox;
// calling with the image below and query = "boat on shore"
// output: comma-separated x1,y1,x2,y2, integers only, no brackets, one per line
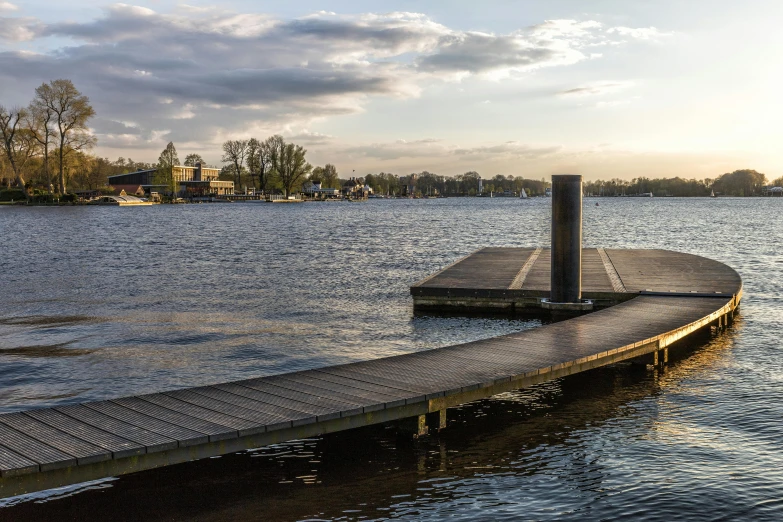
89,195,154,206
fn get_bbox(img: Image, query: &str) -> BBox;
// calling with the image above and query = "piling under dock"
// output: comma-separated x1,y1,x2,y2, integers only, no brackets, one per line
0,248,742,499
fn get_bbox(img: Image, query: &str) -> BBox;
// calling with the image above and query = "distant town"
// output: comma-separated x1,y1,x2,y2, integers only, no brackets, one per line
1,79,781,204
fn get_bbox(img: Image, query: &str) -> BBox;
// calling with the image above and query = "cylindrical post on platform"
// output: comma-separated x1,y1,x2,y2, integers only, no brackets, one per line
551,174,582,303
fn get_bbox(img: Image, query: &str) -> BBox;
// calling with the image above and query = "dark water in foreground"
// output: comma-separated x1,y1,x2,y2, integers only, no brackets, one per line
0,198,781,521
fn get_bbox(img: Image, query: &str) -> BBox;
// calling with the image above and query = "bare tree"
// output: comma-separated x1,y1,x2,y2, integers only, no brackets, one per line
183,153,204,167
268,135,312,197
0,105,35,194
73,156,112,191
26,88,55,188
246,137,274,193
36,79,96,194
246,138,259,190
222,139,248,188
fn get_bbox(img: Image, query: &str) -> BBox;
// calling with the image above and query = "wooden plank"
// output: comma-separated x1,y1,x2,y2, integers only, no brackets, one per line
151,391,290,434
56,405,178,453
112,397,237,442
185,386,319,423
597,247,627,292
320,365,445,396
0,412,110,465
605,249,742,294
307,370,413,400
84,401,209,447
419,248,536,289
509,248,542,289
0,445,38,478
24,409,144,459
520,248,551,291
0,423,76,471
235,378,368,416
582,248,615,292
263,373,393,410
213,382,335,420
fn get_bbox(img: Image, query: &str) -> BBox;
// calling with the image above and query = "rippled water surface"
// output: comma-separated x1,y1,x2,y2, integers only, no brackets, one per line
1,198,781,521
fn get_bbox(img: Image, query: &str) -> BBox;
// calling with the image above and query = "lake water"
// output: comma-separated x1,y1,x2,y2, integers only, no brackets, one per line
0,197,781,521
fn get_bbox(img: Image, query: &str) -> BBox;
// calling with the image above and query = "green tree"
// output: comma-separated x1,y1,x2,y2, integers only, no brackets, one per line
156,141,179,196
712,169,766,196
322,163,339,189
183,153,204,167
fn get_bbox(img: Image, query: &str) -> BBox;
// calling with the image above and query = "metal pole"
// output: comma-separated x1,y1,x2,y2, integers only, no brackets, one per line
551,174,582,303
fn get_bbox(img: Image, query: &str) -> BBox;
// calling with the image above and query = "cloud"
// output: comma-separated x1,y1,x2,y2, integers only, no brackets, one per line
0,6,666,157
0,16,42,41
341,139,560,161
342,138,447,160
0,2,17,12
558,81,634,97
606,26,670,40
453,141,562,159
285,130,335,144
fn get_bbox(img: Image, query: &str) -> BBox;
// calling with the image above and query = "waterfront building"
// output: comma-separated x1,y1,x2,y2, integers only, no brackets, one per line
111,185,146,197
107,163,234,196
302,180,341,198
342,177,373,198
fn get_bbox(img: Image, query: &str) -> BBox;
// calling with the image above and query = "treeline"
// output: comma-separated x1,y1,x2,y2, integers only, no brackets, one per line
219,136,314,196
1,81,774,200
362,171,550,196
583,170,769,197
0,79,95,196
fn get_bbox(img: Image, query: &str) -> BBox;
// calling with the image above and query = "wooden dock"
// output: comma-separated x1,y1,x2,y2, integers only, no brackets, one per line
0,249,742,499
411,248,741,312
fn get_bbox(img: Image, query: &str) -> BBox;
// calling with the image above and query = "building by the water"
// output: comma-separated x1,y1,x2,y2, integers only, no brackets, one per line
107,163,234,197
302,180,341,198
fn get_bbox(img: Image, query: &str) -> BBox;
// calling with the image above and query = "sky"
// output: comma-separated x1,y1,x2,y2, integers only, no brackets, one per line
1,0,781,180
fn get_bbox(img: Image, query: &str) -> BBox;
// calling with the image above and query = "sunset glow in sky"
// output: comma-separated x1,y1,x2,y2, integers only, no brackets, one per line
2,1,781,180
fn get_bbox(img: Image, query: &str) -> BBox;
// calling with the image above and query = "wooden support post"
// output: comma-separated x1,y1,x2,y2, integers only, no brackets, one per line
416,414,428,438
427,409,447,431
653,350,659,366
395,414,430,440
663,348,668,364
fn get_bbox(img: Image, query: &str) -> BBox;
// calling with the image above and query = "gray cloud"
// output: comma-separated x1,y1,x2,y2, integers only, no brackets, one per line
419,33,559,74
341,139,560,161
0,6,662,158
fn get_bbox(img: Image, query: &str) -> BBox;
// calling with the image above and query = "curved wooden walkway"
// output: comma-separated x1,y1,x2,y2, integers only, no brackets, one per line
0,249,742,498
412,248,742,311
